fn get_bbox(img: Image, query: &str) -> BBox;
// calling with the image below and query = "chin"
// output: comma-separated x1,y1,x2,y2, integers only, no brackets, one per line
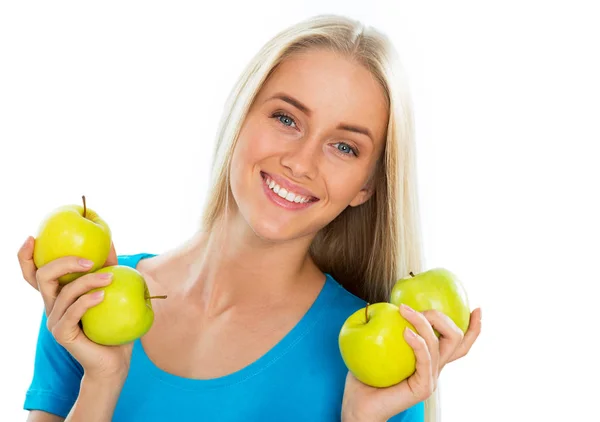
247,216,312,244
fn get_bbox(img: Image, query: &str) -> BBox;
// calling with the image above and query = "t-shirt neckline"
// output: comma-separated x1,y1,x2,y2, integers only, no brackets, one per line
129,253,339,390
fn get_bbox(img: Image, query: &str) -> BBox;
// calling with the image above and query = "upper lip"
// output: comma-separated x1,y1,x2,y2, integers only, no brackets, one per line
261,171,319,200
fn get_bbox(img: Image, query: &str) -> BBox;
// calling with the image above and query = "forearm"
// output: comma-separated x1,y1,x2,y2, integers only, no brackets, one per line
65,374,126,422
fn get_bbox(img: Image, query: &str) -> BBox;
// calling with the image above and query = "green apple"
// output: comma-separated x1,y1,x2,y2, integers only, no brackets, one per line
33,196,111,284
338,302,417,388
390,268,470,336
81,265,166,346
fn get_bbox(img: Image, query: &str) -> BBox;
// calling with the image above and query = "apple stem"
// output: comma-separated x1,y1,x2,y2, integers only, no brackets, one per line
410,271,415,277
365,303,370,323
82,195,87,218
146,295,168,300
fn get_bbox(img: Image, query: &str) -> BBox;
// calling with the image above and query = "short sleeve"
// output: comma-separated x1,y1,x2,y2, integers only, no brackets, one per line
389,401,425,422
23,310,83,418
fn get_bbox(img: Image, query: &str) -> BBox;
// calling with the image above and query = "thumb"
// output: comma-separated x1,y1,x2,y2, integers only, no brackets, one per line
18,236,38,290
104,241,118,267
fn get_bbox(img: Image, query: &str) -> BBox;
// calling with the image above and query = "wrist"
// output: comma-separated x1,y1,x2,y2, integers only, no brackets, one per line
84,364,130,385
83,370,128,387
66,372,126,422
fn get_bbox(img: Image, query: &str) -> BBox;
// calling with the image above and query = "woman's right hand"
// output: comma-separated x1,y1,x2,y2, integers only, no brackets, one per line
18,236,133,381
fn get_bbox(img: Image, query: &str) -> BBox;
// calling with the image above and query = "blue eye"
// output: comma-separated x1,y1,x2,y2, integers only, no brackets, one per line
333,142,358,157
272,112,297,128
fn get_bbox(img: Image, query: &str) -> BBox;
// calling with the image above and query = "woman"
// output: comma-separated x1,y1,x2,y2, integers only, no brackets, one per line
18,14,481,422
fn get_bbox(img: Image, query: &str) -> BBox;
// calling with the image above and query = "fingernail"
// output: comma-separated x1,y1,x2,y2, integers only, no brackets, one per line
98,272,113,280
79,259,93,268
404,327,417,338
91,290,104,300
401,304,415,313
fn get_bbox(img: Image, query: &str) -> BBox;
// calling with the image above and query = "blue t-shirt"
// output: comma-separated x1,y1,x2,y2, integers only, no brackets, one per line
24,253,424,421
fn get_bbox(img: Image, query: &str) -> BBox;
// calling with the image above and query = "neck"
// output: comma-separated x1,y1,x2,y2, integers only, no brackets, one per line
175,208,321,317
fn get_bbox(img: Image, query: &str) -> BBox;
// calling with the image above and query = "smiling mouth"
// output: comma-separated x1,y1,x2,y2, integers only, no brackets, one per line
260,172,319,204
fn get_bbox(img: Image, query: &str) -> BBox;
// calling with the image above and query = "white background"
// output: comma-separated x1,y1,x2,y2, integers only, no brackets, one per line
1,1,598,421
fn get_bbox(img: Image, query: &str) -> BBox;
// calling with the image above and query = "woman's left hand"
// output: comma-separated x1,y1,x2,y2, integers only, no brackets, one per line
341,305,482,422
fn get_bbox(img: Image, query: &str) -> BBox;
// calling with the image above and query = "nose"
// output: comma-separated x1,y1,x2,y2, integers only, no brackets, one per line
280,138,320,180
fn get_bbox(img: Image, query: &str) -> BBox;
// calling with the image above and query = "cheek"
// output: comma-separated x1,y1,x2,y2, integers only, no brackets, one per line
325,168,368,203
234,123,281,166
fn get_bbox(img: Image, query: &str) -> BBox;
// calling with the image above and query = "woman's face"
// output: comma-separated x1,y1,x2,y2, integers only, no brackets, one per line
229,48,389,242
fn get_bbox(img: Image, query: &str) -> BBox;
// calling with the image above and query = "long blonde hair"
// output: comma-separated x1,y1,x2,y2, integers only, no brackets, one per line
200,14,438,421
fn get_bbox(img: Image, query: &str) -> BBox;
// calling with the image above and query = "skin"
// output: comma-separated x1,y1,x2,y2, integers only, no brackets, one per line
134,48,390,380
20,47,482,422
229,48,388,244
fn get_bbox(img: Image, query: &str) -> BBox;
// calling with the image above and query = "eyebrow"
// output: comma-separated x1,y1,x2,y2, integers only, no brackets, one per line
267,93,374,143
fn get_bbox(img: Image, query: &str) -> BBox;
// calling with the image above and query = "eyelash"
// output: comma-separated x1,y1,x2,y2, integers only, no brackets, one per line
270,112,360,157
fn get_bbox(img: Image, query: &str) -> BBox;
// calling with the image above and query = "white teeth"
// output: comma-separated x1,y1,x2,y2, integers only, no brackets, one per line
264,176,311,204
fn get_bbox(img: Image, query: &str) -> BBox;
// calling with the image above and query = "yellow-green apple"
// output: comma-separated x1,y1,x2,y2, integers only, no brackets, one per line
390,268,470,336
33,196,111,284
81,265,166,346
338,302,417,388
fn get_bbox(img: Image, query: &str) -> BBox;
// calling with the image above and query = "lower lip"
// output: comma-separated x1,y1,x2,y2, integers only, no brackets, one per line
261,173,317,211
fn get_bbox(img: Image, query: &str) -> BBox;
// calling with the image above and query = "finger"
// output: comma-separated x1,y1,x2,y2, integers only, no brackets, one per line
47,272,113,332
51,290,105,346
400,304,439,372
403,328,435,401
17,236,38,290
450,308,482,362
104,242,118,267
364,329,435,415
36,256,95,315
422,310,464,367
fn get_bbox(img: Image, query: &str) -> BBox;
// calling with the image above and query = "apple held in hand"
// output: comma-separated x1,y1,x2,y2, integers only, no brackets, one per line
33,196,112,284
390,268,470,335
81,265,166,346
339,302,417,388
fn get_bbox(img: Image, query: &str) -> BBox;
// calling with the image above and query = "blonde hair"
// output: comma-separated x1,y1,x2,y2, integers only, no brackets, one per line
200,14,438,421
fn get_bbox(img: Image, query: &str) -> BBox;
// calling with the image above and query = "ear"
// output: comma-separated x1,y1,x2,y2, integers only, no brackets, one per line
349,180,375,207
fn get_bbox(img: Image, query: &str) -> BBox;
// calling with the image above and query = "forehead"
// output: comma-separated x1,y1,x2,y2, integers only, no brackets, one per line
258,49,389,143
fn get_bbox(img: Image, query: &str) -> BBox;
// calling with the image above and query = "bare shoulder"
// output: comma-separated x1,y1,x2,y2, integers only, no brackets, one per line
135,248,184,295
134,252,161,275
